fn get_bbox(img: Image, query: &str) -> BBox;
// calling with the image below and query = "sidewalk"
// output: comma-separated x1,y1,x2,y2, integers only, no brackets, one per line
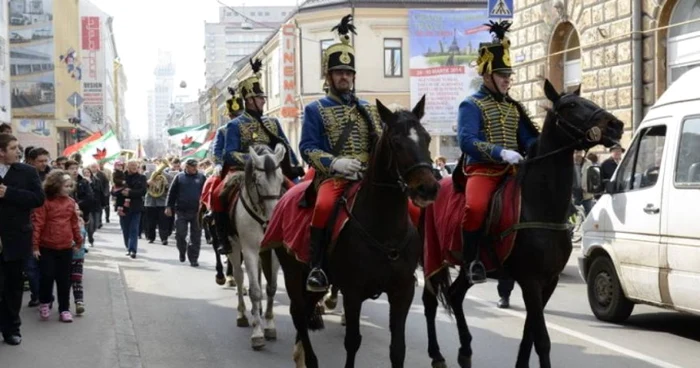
0,223,142,368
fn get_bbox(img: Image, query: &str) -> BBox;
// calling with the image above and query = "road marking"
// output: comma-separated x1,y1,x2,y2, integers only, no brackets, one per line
466,294,684,368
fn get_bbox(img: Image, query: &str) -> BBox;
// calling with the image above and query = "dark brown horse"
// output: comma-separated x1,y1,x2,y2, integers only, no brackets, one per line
422,80,624,368
274,97,440,368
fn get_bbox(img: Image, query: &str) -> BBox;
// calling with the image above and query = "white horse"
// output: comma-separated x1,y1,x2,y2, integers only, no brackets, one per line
226,144,286,350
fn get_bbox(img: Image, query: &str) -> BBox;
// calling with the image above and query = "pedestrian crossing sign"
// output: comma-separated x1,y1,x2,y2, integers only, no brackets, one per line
488,0,514,19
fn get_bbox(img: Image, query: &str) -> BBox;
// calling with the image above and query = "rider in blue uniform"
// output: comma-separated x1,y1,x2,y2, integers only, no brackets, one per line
217,58,303,255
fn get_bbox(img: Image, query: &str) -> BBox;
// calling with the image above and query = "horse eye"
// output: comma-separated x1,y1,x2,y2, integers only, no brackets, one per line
569,102,576,108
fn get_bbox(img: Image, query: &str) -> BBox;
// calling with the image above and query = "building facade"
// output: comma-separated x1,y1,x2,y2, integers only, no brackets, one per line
509,0,700,147
230,0,479,159
0,1,11,124
148,50,175,154
203,6,294,89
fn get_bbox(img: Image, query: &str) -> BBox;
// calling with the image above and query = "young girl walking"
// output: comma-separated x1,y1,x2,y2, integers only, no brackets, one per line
32,170,83,322
72,206,88,315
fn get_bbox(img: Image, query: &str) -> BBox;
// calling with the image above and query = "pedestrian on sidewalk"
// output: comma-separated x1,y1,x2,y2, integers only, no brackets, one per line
31,170,83,323
81,167,101,246
117,160,147,259
165,159,206,267
71,206,88,316
0,133,45,345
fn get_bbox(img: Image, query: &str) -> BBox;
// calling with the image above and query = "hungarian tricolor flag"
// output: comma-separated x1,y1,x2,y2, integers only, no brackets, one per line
79,130,122,165
181,139,213,161
62,131,103,157
167,123,211,152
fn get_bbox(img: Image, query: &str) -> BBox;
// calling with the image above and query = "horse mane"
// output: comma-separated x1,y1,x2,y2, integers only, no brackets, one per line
363,109,413,185
516,109,555,183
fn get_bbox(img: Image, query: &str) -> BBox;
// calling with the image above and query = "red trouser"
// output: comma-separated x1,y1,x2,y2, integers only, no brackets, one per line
211,170,236,212
311,178,421,228
200,175,221,210
462,164,511,232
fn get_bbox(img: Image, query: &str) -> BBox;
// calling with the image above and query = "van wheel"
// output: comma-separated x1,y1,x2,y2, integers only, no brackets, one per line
586,256,634,323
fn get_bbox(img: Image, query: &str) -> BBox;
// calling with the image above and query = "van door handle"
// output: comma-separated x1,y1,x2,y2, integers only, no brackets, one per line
643,204,660,214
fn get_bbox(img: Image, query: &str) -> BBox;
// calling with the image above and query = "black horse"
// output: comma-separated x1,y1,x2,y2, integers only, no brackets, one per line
274,97,440,368
421,80,624,368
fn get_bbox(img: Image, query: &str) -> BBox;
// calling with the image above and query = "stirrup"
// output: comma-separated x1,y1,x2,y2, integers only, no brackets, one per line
467,261,487,284
306,268,329,292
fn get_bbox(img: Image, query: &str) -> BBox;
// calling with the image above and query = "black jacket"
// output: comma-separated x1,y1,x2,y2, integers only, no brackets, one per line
601,158,618,183
0,163,45,261
73,175,96,220
166,171,206,212
123,172,147,212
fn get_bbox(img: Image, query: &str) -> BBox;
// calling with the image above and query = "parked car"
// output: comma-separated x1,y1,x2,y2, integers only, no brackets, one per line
579,66,700,323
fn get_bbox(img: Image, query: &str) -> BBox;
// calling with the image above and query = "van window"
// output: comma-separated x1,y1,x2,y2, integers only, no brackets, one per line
614,125,667,192
675,117,700,186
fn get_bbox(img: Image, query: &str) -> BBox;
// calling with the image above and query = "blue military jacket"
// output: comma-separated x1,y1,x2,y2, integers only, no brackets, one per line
299,94,382,179
210,125,227,167
457,86,539,164
222,111,299,169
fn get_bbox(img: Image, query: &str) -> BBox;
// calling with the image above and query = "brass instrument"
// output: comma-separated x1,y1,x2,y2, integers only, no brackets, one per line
147,163,169,198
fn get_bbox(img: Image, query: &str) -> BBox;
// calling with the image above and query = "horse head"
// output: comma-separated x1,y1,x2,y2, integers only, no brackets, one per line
543,80,624,150
375,95,440,208
245,144,286,216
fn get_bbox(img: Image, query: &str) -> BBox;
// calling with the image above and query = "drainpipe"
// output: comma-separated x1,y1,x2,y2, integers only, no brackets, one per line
296,20,304,96
632,0,643,132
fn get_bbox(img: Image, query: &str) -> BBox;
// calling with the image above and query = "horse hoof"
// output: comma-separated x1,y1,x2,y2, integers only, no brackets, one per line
226,276,235,287
264,328,277,340
251,336,265,350
323,297,337,311
215,276,226,286
237,316,250,327
340,314,346,326
432,360,448,368
457,354,472,368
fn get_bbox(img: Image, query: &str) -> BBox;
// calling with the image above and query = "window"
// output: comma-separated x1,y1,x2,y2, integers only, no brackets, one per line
383,38,403,77
675,117,700,186
667,0,700,86
614,125,667,192
320,39,334,77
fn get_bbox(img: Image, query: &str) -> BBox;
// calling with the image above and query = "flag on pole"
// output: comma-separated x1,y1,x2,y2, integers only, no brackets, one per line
167,124,211,151
62,131,103,157
79,130,123,165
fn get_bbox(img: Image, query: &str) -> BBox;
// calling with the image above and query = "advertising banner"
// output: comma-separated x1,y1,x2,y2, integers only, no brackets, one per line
279,24,298,119
9,0,56,118
12,118,57,156
409,10,491,136
81,16,104,130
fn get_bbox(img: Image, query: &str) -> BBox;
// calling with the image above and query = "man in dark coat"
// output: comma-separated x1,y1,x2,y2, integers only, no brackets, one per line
601,144,625,185
0,134,45,345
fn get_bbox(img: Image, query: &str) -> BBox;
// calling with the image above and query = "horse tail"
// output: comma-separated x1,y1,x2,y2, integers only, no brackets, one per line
427,267,454,316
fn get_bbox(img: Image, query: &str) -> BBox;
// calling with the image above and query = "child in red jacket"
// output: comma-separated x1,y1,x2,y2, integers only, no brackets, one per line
32,170,83,323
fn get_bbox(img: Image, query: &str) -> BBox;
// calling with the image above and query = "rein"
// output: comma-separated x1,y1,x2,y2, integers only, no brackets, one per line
371,135,433,192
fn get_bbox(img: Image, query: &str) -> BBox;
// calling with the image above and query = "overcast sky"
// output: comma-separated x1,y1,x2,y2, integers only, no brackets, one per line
89,0,299,139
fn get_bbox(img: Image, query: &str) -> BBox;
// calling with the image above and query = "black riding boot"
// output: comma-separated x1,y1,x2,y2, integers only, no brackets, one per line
215,211,233,255
306,227,329,292
462,230,487,284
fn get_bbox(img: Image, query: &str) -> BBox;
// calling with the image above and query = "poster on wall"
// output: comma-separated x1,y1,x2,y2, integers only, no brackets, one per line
12,118,57,156
409,9,491,136
9,0,55,118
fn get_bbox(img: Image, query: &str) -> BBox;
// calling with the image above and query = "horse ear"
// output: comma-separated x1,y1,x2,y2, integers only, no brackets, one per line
572,84,581,96
273,143,286,163
412,95,426,120
543,79,560,104
248,146,259,165
376,99,395,127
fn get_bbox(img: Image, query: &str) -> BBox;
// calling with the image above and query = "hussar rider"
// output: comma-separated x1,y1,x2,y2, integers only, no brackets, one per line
217,59,302,255
299,15,384,292
458,20,539,283
205,87,244,255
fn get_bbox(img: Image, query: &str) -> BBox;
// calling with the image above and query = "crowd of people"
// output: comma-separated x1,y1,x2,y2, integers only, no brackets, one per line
0,121,217,346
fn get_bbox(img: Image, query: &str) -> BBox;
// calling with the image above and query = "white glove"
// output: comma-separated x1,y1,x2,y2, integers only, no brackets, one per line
213,164,222,176
500,149,524,164
331,158,362,176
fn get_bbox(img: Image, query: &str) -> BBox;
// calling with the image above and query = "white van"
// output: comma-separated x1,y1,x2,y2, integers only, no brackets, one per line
578,67,700,323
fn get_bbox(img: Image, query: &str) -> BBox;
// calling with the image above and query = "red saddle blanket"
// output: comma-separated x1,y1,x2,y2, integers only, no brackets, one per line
261,180,361,263
423,176,521,280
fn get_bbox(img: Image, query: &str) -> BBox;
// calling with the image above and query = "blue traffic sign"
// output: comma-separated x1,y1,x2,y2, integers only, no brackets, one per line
488,0,514,19
68,92,83,107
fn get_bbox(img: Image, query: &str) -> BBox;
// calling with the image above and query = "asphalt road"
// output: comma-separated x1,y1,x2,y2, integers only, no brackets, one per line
3,222,699,368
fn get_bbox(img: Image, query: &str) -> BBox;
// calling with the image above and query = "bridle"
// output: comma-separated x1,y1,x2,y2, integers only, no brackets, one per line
517,99,611,166
239,160,283,232
372,131,433,192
